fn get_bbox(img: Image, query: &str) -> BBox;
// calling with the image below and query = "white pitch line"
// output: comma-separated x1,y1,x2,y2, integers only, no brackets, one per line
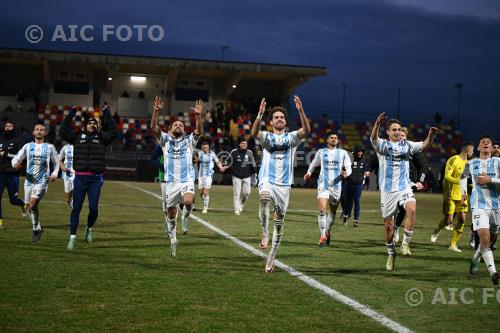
119,181,413,333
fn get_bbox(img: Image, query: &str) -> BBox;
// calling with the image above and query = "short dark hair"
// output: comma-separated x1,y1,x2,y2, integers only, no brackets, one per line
386,119,401,129
32,121,45,130
478,134,493,143
238,136,247,144
201,141,210,146
461,141,474,149
270,106,287,119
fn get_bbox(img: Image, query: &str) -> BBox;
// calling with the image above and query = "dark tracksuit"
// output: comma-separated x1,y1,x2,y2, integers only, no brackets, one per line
0,130,25,218
60,107,117,235
342,155,369,221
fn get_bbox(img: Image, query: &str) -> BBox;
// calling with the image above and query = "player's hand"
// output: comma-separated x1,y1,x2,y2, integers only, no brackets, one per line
13,162,22,170
191,99,205,115
61,165,68,172
258,98,266,117
475,174,491,186
341,170,348,178
461,193,467,205
375,112,386,125
364,171,371,177
304,172,311,181
428,126,439,135
153,96,163,113
294,95,303,112
49,175,57,183
0,150,4,157
415,182,424,191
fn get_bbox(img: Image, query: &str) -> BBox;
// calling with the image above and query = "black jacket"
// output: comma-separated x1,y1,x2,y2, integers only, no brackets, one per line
345,156,369,185
229,148,256,179
0,131,25,174
60,108,117,174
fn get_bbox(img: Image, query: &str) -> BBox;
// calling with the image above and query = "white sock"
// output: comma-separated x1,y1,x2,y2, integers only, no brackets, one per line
182,205,193,220
203,195,209,209
31,209,41,231
70,234,76,240
386,242,396,256
259,201,270,236
165,216,177,241
402,229,413,244
481,248,497,274
269,220,283,260
326,213,335,233
317,212,326,237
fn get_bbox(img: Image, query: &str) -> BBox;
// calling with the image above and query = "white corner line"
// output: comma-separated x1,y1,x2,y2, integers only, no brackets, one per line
119,181,413,333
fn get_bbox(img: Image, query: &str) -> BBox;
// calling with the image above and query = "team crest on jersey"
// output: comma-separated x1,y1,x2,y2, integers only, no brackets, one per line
81,134,86,139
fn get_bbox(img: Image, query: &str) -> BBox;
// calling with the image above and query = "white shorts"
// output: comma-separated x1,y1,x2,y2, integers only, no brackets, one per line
259,182,291,216
380,189,416,219
317,185,341,204
198,176,213,189
24,182,48,201
163,181,195,210
63,177,74,193
471,208,500,233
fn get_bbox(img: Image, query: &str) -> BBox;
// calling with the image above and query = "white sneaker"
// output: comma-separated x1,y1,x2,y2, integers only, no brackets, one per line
448,245,462,253
202,208,208,214
386,254,396,271
445,224,454,231
431,232,439,243
170,239,178,257
393,228,400,243
265,257,275,273
401,242,412,256
235,210,240,216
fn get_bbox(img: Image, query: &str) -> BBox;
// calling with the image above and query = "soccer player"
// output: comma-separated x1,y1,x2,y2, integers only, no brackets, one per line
250,95,310,273
59,143,75,208
304,133,352,246
0,119,27,229
465,135,500,285
60,104,117,251
430,141,474,252
11,123,59,242
150,96,204,257
493,141,500,158
341,145,370,227
197,141,227,213
370,113,438,271
393,127,427,242
227,137,257,215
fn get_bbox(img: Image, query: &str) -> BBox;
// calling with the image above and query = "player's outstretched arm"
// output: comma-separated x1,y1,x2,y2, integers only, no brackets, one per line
370,112,385,142
49,146,59,182
304,150,321,181
294,95,310,140
422,126,439,150
250,98,266,137
191,99,205,136
150,96,163,140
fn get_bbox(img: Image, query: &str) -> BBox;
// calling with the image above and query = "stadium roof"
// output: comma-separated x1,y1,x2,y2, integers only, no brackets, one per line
0,48,327,97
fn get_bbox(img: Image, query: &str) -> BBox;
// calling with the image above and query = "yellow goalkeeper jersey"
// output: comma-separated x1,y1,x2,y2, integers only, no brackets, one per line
442,154,467,201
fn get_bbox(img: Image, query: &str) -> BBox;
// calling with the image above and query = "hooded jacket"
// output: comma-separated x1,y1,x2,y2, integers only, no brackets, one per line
0,129,25,174
60,107,117,174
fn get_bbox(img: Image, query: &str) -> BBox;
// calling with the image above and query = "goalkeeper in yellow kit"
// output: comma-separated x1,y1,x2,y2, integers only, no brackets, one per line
431,141,474,252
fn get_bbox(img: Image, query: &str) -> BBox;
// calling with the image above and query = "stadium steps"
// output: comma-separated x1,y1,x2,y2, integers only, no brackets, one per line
340,124,362,150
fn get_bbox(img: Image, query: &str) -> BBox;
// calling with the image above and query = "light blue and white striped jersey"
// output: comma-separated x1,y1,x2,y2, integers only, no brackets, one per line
461,157,500,209
258,130,302,186
197,150,219,177
159,132,199,183
12,142,59,185
371,137,424,192
307,148,352,191
59,144,75,180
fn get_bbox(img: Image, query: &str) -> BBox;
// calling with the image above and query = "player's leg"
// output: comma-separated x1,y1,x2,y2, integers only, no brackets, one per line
232,176,242,214
64,177,74,208
68,176,88,250
201,179,210,213
449,207,467,252
342,184,353,225
240,177,251,212
258,182,272,249
84,175,104,243
28,184,45,243
393,204,405,243
6,174,25,212
381,192,398,271
317,197,328,247
266,185,290,273
352,183,363,226
401,198,416,256
181,183,195,234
